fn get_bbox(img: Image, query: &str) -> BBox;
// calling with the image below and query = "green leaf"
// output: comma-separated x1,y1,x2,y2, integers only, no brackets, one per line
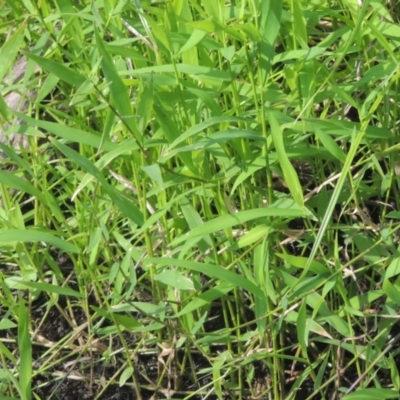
176,283,235,316
164,130,263,158
0,92,10,122
111,302,166,317
18,298,31,400
167,116,251,150
0,229,78,253
276,254,329,274
141,163,164,188
0,318,17,330
124,63,231,81
0,170,63,221
259,0,282,44
23,52,86,87
314,353,329,392
92,306,143,330
213,353,226,400
95,29,139,143
136,74,154,134
293,126,365,290
0,171,40,199
19,281,83,298
0,340,17,364
301,118,392,140
171,206,310,247
273,48,328,64
0,22,26,82
14,113,118,152
383,279,400,306
297,299,308,356
291,0,307,48
146,258,264,298
52,140,144,226
155,270,194,291
385,258,400,280
105,43,150,63
386,211,400,219
178,29,207,55
314,127,346,163
237,225,272,248
268,110,304,206
119,367,133,387
342,388,399,400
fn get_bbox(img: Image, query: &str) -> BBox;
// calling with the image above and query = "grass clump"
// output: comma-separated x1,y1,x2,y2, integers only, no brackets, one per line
1,0,400,399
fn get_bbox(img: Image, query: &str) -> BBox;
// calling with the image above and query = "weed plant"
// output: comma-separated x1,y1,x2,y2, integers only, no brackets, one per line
1,0,400,399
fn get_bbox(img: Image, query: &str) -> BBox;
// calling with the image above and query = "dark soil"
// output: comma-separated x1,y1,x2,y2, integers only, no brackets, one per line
2,224,400,400
4,289,398,400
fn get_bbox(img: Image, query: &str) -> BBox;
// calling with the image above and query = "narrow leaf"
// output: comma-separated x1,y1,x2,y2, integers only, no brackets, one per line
23,52,86,87
0,22,26,82
19,281,83,298
52,140,144,226
18,298,32,400
0,229,78,253
146,258,264,297
95,29,139,142
268,110,304,206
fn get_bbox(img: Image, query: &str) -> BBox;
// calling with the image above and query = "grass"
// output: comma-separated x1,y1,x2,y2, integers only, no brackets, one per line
1,0,400,399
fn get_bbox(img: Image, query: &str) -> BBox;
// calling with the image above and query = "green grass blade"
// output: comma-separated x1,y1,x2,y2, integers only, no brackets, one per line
146,257,264,298
17,297,31,400
171,206,310,247
15,113,118,151
291,127,365,292
0,21,25,82
19,281,83,298
94,29,141,146
0,229,78,253
342,388,400,400
52,140,144,226
268,110,304,207
23,52,86,87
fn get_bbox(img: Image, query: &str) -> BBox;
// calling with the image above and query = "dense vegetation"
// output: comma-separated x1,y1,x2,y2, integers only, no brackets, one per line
1,0,400,399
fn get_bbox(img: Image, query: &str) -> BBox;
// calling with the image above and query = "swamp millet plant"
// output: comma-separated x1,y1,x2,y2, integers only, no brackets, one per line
1,0,400,399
